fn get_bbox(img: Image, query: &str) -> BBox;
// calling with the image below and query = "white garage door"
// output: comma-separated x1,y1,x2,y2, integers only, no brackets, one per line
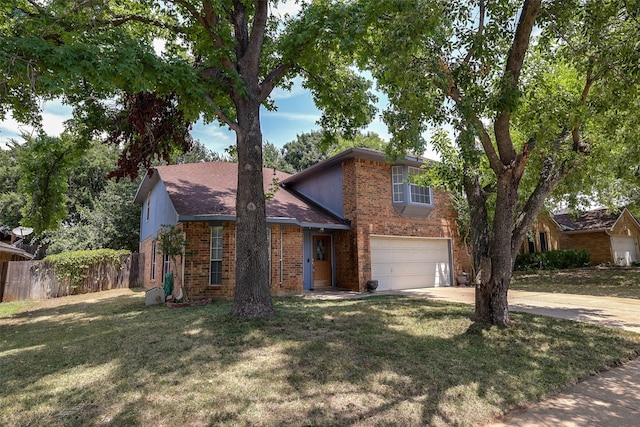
611,236,639,266
370,236,452,291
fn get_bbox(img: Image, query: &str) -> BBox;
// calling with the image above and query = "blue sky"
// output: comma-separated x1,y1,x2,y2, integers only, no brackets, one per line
0,78,393,154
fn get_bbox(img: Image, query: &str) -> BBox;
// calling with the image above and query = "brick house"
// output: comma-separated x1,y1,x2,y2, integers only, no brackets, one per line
519,211,562,254
133,148,472,298
521,208,640,266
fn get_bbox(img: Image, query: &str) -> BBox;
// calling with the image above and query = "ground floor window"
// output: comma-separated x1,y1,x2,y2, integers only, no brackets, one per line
210,225,223,285
163,253,171,277
151,241,157,281
540,232,548,252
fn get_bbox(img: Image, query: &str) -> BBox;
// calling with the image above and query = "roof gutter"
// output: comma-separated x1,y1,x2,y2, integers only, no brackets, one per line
177,215,350,230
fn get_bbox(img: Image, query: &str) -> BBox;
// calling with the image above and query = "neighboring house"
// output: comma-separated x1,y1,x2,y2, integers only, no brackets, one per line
521,208,640,266
520,211,561,254
0,241,34,262
133,148,472,298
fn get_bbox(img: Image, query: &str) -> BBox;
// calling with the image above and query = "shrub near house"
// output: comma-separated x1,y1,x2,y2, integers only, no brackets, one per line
515,249,591,271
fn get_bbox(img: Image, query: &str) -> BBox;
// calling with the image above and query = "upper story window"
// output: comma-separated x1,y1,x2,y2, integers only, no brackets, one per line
391,165,434,217
145,191,151,222
407,166,431,205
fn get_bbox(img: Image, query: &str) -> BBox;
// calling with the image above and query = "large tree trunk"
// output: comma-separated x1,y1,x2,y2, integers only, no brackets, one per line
463,174,492,322
230,100,275,318
475,169,521,326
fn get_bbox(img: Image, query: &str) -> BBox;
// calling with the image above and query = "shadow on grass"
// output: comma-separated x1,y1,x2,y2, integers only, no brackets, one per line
1,293,639,426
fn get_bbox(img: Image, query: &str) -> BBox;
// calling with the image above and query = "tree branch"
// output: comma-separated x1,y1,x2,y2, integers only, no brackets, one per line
572,75,597,153
494,0,541,166
463,0,485,64
203,94,240,133
97,15,186,33
259,63,290,102
439,59,502,173
246,0,268,71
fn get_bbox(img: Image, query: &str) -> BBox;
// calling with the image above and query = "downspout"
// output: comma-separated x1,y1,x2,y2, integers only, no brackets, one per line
280,226,283,285
181,231,186,296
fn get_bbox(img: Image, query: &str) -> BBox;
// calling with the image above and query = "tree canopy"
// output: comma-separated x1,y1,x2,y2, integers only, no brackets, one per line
0,0,376,318
293,0,640,325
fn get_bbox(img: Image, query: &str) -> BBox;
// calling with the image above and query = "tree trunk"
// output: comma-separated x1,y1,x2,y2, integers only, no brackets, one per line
475,169,521,326
230,100,275,318
463,173,493,323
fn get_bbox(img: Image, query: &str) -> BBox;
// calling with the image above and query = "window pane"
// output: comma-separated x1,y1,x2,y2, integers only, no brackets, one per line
210,226,223,285
210,261,222,285
409,184,431,204
408,167,431,205
392,166,404,203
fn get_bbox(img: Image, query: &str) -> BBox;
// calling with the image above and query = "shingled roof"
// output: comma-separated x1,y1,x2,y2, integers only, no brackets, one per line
554,208,623,231
140,162,349,229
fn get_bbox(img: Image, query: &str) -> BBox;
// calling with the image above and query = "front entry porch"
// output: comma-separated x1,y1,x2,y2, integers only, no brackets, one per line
303,229,336,291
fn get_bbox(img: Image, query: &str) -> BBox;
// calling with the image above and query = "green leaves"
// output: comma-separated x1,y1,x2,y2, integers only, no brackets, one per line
18,133,85,235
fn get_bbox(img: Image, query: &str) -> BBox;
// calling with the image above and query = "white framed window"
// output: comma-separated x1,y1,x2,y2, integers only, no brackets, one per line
151,241,157,281
210,225,223,285
145,191,151,222
408,167,431,205
392,165,405,203
163,253,171,277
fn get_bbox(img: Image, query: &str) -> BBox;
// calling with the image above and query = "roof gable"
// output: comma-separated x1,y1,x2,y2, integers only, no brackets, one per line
554,208,625,231
138,162,348,228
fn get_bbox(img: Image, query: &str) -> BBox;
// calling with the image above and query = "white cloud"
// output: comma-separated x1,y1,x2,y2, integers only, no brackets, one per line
0,101,72,147
270,1,303,18
263,110,319,123
270,77,308,100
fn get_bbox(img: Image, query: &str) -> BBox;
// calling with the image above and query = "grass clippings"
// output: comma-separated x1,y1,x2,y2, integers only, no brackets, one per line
1,289,639,426
512,267,640,299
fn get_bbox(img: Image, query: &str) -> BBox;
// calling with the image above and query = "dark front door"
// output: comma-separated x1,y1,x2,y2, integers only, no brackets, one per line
312,235,332,288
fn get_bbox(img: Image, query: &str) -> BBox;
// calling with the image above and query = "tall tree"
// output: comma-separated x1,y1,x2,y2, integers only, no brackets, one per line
1,1,374,317
296,0,640,325
281,130,327,172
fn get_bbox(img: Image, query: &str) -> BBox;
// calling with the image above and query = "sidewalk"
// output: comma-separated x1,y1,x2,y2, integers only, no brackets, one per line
407,287,640,426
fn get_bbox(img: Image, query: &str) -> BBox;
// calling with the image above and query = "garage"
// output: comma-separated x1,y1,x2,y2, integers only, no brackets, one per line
611,236,639,266
370,236,452,291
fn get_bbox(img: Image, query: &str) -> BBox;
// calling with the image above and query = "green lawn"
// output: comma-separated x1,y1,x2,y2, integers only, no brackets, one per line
1,290,639,426
512,267,640,299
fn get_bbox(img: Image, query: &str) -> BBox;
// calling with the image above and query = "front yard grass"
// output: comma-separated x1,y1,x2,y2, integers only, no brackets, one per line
1,289,639,427
512,267,640,299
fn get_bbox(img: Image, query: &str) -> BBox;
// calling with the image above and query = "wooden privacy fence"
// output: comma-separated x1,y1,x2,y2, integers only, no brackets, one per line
0,253,143,302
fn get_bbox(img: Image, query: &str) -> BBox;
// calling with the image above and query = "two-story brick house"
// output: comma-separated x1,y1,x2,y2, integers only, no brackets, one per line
134,148,472,298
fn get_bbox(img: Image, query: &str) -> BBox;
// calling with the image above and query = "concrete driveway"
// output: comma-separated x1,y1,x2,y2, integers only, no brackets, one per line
400,286,640,333
393,286,640,426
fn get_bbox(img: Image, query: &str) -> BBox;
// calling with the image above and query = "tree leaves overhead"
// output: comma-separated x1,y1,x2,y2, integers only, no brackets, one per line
105,92,193,180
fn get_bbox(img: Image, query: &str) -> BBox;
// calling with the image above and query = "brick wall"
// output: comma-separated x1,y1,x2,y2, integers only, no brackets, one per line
177,222,304,298
560,231,611,264
340,157,472,291
140,236,163,289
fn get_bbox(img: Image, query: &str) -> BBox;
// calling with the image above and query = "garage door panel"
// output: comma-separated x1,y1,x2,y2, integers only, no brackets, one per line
371,236,451,291
612,236,638,266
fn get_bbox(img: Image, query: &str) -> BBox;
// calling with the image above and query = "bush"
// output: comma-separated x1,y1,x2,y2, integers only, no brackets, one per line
515,249,591,271
41,249,131,288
